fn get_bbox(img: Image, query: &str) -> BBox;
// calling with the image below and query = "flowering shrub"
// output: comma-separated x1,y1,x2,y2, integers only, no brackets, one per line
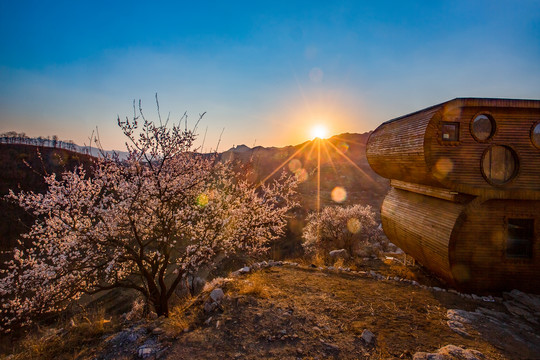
302,204,383,258
0,101,296,330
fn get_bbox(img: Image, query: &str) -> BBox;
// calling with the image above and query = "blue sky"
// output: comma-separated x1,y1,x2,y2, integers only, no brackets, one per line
1,0,539,151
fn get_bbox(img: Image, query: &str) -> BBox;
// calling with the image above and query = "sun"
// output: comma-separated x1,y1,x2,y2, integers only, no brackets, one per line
310,124,328,139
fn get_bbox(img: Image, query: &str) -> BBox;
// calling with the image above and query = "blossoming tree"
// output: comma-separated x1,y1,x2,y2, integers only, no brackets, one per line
0,103,296,330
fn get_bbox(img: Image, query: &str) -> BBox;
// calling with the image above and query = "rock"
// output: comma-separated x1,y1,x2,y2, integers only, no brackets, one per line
152,327,164,335
327,266,336,271
361,329,375,344
413,345,485,360
446,320,471,338
503,301,538,323
329,249,349,259
239,266,250,274
210,288,225,302
507,289,540,313
503,300,529,316
321,340,340,352
446,309,477,338
138,346,154,358
148,311,158,320
447,309,475,324
204,301,217,313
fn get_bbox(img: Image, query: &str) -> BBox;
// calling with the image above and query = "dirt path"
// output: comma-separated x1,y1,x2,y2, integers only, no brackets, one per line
166,266,530,359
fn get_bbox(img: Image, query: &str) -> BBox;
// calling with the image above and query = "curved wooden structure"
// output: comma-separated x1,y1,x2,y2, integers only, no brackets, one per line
367,98,540,200
368,98,540,293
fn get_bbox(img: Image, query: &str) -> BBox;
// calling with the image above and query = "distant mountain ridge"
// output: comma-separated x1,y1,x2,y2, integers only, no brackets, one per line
219,131,388,211
0,132,389,260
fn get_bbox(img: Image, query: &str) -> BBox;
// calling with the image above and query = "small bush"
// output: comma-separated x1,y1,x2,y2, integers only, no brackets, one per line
302,204,386,261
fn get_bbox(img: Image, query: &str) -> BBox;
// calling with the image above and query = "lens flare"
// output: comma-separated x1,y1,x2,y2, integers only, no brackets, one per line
434,157,454,180
347,218,362,234
331,186,347,203
338,142,349,153
288,159,302,172
295,168,308,182
196,193,209,207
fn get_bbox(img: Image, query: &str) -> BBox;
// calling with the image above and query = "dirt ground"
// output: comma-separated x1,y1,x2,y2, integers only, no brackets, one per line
165,264,539,359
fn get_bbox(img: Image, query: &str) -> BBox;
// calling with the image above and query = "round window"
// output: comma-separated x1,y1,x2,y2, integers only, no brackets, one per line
532,122,540,149
481,145,518,185
471,114,494,141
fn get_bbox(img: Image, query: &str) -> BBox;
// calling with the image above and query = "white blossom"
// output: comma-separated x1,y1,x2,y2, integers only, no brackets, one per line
0,103,297,331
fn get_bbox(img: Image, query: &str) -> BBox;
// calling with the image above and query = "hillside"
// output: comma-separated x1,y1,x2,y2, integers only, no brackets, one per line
5,261,539,359
0,134,389,260
220,132,389,212
0,144,95,254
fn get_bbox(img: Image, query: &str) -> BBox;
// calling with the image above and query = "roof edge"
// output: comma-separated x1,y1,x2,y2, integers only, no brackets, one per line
380,97,540,126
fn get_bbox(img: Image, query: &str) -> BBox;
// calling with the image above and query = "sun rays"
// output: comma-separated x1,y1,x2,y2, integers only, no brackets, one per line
258,132,383,215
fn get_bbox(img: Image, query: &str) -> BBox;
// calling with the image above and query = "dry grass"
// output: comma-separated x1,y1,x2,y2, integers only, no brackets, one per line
166,266,512,360
5,308,119,360
333,257,345,268
161,295,202,337
232,272,275,298
311,253,326,267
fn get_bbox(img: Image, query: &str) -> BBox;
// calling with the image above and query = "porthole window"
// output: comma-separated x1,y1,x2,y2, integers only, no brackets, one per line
532,122,540,149
471,114,495,142
481,145,518,185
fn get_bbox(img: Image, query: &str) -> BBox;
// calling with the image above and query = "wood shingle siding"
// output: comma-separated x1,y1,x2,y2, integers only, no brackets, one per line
368,98,540,293
367,98,540,200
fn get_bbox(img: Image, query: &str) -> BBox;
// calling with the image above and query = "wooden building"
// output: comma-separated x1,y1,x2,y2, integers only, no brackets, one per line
367,98,540,293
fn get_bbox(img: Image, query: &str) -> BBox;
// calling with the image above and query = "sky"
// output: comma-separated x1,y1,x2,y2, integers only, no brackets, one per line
1,0,539,152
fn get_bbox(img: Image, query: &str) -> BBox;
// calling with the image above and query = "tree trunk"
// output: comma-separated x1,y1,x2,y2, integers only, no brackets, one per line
152,296,169,317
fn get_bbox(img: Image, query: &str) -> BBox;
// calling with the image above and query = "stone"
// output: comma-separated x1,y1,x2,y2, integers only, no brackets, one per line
204,301,217,313
152,327,164,335
413,345,485,360
329,249,349,259
504,301,533,318
361,329,375,344
321,340,340,352
210,288,225,302
148,311,158,320
138,346,154,358
447,309,475,324
239,266,250,274
507,289,540,313
447,320,471,338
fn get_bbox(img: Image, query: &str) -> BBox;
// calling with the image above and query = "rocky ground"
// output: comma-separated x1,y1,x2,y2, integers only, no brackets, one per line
3,259,540,360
